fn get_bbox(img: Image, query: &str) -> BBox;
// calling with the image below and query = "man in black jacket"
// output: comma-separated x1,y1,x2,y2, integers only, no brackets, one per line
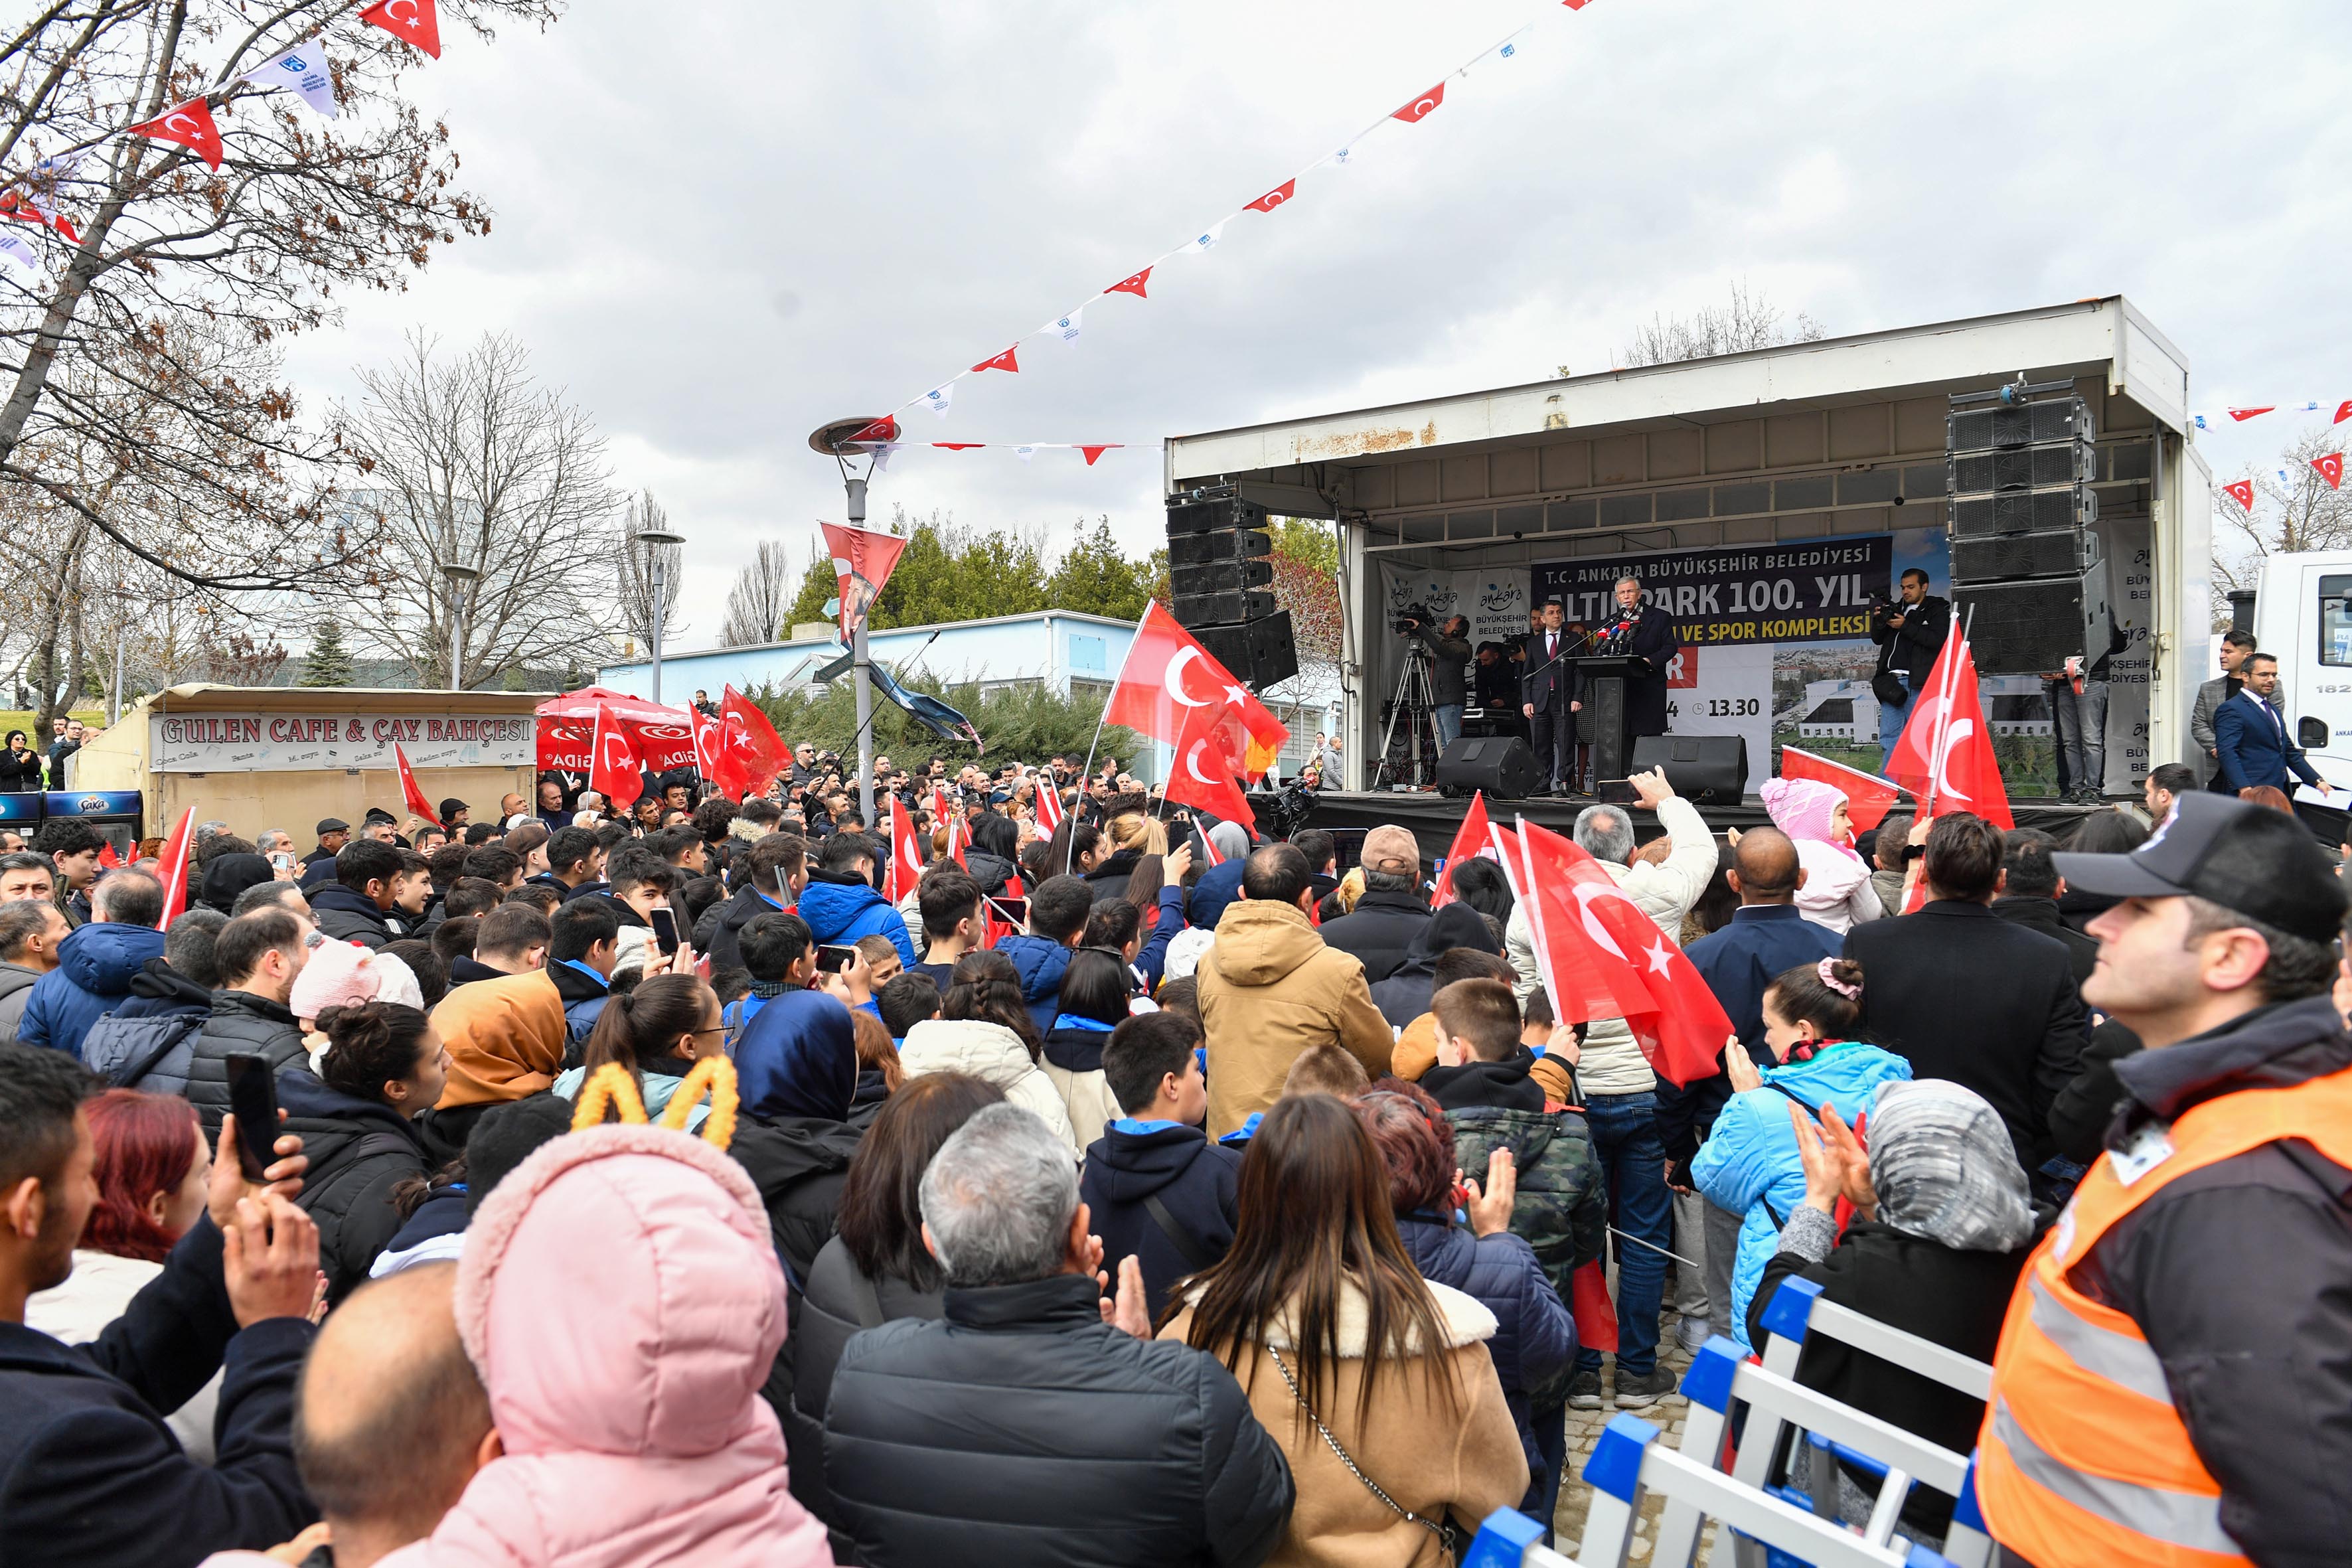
827,1102,1293,1567
1974,792,2352,1568
1520,599,1581,793
307,839,404,951
297,818,349,890
1989,828,2100,986
1843,813,2086,1174
1407,612,1473,753
183,909,316,1135
1868,568,1950,769
1314,824,1431,985
0,1042,322,1568
696,832,805,974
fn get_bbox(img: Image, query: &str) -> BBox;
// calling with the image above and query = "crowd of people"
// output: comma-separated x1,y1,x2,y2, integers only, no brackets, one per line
0,720,2344,1568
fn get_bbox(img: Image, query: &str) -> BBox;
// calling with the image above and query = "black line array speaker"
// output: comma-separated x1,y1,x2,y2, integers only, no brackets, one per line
1946,388,2112,676
1166,489,1300,691
1628,734,1749,804
1956,562,2116,676
1435,735,1543,799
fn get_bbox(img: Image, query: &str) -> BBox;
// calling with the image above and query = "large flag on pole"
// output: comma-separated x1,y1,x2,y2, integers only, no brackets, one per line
1776,745,1909,832
150,809,197,930
1429,791,1493,908
1883,624,2013,830
394,744,437,824
1499,818,1729,1088
819,522,909,644
1105,601,1289,779
716,685,791,798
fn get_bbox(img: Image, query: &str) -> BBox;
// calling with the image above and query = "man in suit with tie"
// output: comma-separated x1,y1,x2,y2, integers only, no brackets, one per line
2213,652,2336,797
1520,598,1581,793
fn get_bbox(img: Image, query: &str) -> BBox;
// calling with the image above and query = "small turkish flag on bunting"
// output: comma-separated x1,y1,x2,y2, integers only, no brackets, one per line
359,0,442,57
2317,453,2345,491
971,346,1020,374
846,418,898,445
1245,179,1296,213
1078,445,1119,466
1107,267,1152,299
2224,479,2256,510
128,98,224,171
2227,407,2275,422
2335,400,2352,426
1391,82,1445,123
1563,0,1595,9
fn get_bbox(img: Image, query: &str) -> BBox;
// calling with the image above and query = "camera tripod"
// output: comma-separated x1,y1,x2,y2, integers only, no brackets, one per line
1372,643,1441,791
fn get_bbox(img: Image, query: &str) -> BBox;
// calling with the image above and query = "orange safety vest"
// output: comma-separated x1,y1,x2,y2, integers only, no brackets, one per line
1976,1063,2352,1567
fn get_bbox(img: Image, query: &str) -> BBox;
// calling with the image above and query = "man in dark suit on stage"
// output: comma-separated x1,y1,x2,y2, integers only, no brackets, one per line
1595,575,1680,740
1520,598,1581,793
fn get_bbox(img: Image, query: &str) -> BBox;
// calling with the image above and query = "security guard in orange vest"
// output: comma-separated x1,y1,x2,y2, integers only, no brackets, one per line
1976,792,2352,1568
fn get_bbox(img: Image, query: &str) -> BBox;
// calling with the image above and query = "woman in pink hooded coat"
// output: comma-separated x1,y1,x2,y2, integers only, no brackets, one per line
1757,776,1885,934
375,1122,833,1568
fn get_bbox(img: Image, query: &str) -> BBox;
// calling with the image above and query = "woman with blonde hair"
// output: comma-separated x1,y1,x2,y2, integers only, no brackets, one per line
1160,1093,1526,1565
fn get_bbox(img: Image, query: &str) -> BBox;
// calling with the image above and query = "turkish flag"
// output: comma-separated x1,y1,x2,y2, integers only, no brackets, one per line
1776,745,1909,832
96,840,120,870
971,345,1020,374
1107,267,1152,299
945,806,967,868
128,99,224,171
1429,791,1493,909
1105,601,1289,779
394,743,438,823
589,703,645,811
846,416,900,445
149,809,197,930
2317,453,2345,491
2335,400,2352,426
887,797,925,904
2227,406,2275,422
0,191,74,244
1165,704,1257,834
1245,179,1296,213
359,0,442,57
718,686,790,797
1193,819,1224,867
1883,627,2013,828
1391,82,1445,123
1503,818,1729,1087
689,703,722,782
820,520,909,643
2223,479,2256,511
1034,775,1063,835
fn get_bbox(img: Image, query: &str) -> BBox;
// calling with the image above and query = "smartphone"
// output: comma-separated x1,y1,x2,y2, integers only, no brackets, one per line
649,905,680,956
268,851,295,871
1595,778,1641,805
224,1054,278,1181
990,896,1027,927
815,943,859,973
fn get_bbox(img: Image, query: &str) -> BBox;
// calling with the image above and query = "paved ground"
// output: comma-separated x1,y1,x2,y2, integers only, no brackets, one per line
1551,1296,1713,1563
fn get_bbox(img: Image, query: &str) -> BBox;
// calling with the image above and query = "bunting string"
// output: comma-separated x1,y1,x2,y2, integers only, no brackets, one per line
843,0,1603,451
2191,402,2352,430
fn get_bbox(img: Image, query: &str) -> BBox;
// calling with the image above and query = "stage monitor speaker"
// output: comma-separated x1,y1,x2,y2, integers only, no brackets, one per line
1946,397,2094,455
1192,610,1299,692
1168,526,1273,569
1956,560,2114,676
1628,734,1749,804
1435,735,1543,799
1169,555,1276,598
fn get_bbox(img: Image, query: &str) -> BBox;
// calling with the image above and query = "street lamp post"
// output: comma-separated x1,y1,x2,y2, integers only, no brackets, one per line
809,416,896,833
635,528,687,706
441,564,482,691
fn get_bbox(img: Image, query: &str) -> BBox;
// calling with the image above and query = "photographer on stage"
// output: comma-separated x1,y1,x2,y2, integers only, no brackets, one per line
1399,609,1472,750
1869,568,1950,771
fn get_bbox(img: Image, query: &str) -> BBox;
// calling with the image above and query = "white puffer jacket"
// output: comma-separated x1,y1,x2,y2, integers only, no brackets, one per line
898,1017,1082,1156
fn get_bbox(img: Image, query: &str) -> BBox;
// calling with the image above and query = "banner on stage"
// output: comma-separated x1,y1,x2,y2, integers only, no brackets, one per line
1531,536,1895,646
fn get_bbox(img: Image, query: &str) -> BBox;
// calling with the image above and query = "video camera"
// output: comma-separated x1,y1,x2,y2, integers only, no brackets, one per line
1391,602,1435,635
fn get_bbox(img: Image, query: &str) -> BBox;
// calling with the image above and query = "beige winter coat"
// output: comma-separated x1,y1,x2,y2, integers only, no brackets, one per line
898,1017,1081,1156
1161,1277,1529,1568
1196,900,1395,1138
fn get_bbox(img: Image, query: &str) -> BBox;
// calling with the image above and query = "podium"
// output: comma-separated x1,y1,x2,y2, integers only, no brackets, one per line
1575,655,1652,785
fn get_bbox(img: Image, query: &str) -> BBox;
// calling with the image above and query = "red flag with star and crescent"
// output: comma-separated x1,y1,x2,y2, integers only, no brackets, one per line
887,796,925,905
589,703,645,811
1034,774,1063,836
128,99,224,171
2316,453,2345,491
1430,791,1493,909
819,521,908,644
1105,601,1289,780
2223,480,2256,510
1776,744,1909,832
1502,818,1728,1087
1391,82,1446,123
690,702,723,784
359,0,442,57
394,743,437,824
149,809,198,930
1883,625,2013,832
716,685,790,799
1164,702,1257,834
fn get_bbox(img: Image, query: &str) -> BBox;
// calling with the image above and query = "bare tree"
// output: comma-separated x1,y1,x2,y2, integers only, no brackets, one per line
2213,426,2352,621
1595,280,1826,372
346,331,623,687
615,489,686,651
0,1,563,591
722,538,798,647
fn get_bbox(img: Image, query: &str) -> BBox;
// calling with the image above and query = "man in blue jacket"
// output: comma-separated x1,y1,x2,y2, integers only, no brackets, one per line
18,870,167,1059
795,832,917,967
992,874,1091,1034
2213,651,2336,797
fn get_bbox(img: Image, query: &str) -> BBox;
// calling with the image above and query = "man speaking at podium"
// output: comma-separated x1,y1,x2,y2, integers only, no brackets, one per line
1595,574,1679,742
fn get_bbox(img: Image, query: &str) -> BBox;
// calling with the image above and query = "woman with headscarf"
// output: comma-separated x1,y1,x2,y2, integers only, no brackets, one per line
1756,777,1883,933
728,984,868,1281
1746,1078,2041,1539
419,967,568,1166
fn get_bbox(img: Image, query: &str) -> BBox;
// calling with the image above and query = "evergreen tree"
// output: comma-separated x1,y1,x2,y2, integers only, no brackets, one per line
1046,516,1154,619
298,616,356,688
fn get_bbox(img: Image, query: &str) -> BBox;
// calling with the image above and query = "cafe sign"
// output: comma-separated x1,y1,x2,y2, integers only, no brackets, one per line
151,712,538,773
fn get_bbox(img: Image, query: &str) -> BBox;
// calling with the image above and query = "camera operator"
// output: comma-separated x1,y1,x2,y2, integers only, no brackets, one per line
1401,609,1473,749
1868,567,1950,771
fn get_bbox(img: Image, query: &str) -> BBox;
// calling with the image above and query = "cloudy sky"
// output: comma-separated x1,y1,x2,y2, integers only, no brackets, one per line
281,0,2352,649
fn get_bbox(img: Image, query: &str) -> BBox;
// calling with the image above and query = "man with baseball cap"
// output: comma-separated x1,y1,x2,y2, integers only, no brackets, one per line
1975,792,2352,1568
1314,824,1431,984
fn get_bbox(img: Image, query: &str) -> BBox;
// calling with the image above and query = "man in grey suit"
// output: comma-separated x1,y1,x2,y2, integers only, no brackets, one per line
2189,629,2257,789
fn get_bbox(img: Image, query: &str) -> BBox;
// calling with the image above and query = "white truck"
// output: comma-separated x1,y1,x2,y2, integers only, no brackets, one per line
2246,552,2352,801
